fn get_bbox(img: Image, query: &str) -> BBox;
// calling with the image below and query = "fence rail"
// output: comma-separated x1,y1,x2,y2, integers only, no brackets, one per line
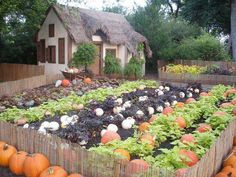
0,63,45,81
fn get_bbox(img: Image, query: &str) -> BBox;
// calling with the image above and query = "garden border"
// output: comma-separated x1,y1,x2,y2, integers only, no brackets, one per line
0,117,236,176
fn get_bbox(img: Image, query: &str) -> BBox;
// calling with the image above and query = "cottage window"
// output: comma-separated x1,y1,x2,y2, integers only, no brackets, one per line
106,49,116,57
58,38,65,64
48,46,56,63
49,24,55,37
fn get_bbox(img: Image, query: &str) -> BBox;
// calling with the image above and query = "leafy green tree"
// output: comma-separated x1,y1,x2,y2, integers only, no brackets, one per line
72,43,97,72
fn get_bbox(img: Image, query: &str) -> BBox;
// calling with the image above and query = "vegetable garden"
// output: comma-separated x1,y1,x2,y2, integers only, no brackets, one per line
0,78,236,177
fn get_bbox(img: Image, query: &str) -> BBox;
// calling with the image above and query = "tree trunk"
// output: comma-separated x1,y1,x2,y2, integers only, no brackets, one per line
231,0,236,61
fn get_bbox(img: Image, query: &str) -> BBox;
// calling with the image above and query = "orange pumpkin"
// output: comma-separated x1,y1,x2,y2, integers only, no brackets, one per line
231,98,236,105
180,134,195,144
84,78,92,84
221,167,236,176
222,166,233,172
196,124,212,133
101,131,121,144
140,138,155,148
221,102,233,108
200,92,208,96
148,115,157,123
215,172,228,177
162,107,173,115
174,117,186,129
214,111,226,117
23,153,50,177
225,88,236,97
141,133,155,142
0,144,17,167
114,149,130,161
9,151,28,175
179,149,198,167
61,79,70,87
68,174,83,177
125,159,149,177
185,98,196,104
223,154,236,167
138,122,150,132
176,102,185,108
39,166,67,177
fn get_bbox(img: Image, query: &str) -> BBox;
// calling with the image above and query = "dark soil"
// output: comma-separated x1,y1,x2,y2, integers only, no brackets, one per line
0,167,24,177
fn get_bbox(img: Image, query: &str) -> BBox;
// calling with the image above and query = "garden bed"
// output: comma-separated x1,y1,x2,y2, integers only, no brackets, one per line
0,80,236,176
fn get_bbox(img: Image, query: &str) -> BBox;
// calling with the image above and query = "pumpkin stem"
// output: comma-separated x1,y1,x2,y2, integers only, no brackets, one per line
3,144,8,150
48,167,54,174
27,153,35,157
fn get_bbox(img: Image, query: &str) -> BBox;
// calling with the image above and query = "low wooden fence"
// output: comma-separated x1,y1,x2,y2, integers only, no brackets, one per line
0,63,45,81
0,118,236,177
0,74,63,96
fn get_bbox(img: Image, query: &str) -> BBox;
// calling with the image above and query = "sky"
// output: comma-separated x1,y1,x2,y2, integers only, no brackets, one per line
57,0,147,11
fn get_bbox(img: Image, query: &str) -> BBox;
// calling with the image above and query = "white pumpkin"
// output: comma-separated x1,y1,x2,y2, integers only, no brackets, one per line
127,117,135,125
123,101,131,108
179,92,185,98
159,86,164,90
194,88,200,93
164,86,170,91
158,91,164,96
23,124,29,129
107,124,118,132
60,115,70,123
121,119,133,129
115,98,123,105
139,96,148,102
164,101,170,107
101,129,107,137
148,107,155,115
79,140,88,145
61,122,69,128
68,69,74,73
55,80,62,88
172,100,178,106
136,110,144,117
157,106,164,113
113,106,123,114
187,92,193,98
48,122,60,131
95,108,104,117
41,121,50,129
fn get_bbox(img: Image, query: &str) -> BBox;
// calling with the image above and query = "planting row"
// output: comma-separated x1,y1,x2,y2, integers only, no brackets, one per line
0,77,120,112
164,64,235,75
0,141,83,177
89,85,236,176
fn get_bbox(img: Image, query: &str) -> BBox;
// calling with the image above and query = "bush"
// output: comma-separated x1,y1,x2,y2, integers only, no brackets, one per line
104,53,122,75
175,34,230,61
72,43,97,70
124,57,144,78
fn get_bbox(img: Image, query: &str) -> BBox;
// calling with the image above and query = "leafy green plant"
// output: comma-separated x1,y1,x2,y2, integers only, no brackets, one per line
104,53,122,75
124,57,144,78
72,43,97,72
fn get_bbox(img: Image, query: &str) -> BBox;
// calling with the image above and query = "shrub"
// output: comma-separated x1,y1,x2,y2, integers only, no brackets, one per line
72,43,97,71
104,53,122,75
124,57,144,78
175,34,230,61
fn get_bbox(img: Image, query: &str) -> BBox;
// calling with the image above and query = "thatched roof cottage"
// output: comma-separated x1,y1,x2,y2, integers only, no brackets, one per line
36,4,152,75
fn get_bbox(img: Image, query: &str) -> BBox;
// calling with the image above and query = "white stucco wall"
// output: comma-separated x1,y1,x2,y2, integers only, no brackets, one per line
37,8,68,75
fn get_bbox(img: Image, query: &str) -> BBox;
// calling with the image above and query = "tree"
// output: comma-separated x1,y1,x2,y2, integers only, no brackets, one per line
103,5,128,15
72,43,97,72
231,0,236,60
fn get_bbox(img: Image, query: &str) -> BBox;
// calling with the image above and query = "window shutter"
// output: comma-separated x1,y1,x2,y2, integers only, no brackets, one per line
49,24,54,37
46,47,49,62
58,38,65,64
37,42,41,62
40,39,45,63
52,46,56,63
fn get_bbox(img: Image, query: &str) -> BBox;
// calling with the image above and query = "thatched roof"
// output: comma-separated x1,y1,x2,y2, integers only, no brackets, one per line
51,4,152,58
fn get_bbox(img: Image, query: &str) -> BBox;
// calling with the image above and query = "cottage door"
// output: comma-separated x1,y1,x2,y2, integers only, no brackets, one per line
89,44,102,75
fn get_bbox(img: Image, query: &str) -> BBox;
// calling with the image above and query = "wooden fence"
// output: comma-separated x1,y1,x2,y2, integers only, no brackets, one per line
0,74,63,96
0,118,236,177
157,59,236,69
0,63,45,81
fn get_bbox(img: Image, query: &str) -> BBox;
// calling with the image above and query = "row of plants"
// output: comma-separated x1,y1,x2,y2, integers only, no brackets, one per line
0,141,82,177
0,80,157,123
89,85,236,176
0,77,120,112
164,64,235,76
